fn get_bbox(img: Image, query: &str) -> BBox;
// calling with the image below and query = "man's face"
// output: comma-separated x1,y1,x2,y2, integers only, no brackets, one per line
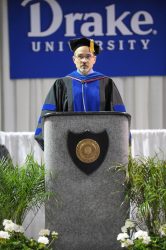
73,46,96,75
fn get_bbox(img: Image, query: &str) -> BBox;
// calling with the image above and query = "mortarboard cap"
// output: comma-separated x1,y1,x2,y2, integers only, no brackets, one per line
69,37,100,55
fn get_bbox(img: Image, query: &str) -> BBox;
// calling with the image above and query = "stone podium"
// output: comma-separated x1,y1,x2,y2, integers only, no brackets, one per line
44,112,131,250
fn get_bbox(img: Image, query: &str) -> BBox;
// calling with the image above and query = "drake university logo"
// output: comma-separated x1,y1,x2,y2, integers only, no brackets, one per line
21,0,156,52
8,0,166,78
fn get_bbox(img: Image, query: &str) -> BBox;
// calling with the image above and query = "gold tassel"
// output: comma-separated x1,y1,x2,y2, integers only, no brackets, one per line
90,39,95,53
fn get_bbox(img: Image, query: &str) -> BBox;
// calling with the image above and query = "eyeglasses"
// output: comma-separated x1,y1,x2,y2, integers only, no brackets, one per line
74,54,95,61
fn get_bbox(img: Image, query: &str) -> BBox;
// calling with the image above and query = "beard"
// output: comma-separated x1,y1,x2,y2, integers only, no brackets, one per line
79,64,90,75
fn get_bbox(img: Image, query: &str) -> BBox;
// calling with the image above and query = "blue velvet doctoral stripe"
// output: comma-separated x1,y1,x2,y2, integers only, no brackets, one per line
113,104,126,112
35,128,42,136
72,79,100,112
42,104,56,111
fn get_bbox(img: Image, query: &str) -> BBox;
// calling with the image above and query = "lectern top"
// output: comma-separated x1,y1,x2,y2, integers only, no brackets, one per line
43,111,131,120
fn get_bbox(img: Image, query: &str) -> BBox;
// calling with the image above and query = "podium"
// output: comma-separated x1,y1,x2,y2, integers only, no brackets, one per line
44,112,131,250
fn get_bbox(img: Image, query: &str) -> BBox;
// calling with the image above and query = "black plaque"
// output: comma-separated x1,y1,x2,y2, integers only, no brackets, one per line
67,130,109,174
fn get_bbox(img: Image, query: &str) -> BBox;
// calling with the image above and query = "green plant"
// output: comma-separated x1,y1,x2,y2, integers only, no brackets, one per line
0,219,58,250
120,154,166,234
117,219,166,249
117,153,166,249
0,154,51,227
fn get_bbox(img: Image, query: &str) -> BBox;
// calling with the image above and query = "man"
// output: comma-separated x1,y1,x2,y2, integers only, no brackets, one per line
35,37,126,150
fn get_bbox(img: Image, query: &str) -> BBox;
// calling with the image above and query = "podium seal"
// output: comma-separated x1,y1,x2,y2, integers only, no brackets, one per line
76,138,100,163
67,130,109,174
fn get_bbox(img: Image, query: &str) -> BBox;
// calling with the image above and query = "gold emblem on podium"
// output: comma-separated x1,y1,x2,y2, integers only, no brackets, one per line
76,139,100,163
67,130,109,174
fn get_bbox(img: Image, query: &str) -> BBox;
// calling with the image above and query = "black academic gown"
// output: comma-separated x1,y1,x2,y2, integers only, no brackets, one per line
35,71,126,150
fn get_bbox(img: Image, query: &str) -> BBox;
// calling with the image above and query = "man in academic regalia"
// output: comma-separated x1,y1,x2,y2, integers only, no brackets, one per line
35,37,126,150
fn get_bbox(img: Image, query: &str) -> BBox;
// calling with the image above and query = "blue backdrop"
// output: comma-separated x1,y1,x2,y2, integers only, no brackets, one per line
8,0,166,79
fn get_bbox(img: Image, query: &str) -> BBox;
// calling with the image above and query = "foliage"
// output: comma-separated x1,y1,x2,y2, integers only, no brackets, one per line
117,219,166,250
117,153,166,249
0,154,51,227
0,219,58,250
119,153,166,234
